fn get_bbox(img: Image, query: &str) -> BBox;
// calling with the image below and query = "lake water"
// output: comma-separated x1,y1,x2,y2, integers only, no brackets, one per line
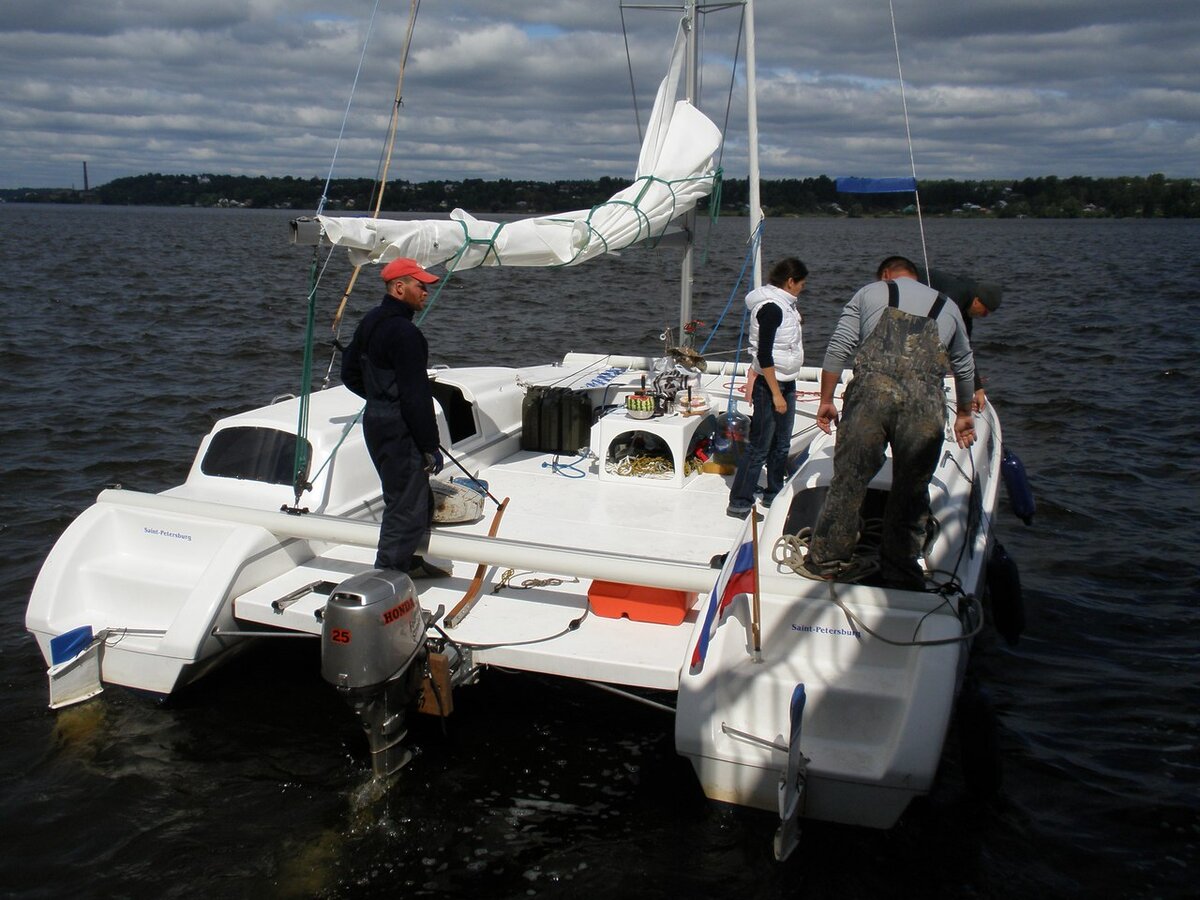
0,204,1196,898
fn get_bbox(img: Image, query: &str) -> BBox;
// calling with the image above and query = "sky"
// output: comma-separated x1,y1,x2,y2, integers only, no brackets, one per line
1,0,1196,190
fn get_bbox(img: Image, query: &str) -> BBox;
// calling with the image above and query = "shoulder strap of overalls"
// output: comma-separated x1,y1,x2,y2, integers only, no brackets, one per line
928,293,948,320
888,280,948,319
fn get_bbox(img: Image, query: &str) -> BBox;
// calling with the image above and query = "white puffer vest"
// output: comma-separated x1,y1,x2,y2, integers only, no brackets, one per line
746,284,804,380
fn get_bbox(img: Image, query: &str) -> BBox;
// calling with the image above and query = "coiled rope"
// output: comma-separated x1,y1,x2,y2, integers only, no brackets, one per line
491,569,581,594
772,521,983,648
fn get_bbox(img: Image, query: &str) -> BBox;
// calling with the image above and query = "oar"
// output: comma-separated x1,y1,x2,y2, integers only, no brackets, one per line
444,496,510,629
438,444,503,509
434,443,510,628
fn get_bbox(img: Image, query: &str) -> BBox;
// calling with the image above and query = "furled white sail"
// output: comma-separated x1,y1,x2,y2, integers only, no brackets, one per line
317,23,721,272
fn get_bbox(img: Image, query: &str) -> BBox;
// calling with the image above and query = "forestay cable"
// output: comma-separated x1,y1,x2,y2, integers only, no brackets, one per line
888,0,930,276
330,0,423,338
315,0,384,217
290,1,421,508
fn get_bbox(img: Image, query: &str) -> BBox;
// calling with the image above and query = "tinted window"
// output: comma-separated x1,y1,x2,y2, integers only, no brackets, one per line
201,427,310,486
430,381,478,444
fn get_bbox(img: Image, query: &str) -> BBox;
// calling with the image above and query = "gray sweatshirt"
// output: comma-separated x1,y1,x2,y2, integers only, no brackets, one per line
821,277,976,408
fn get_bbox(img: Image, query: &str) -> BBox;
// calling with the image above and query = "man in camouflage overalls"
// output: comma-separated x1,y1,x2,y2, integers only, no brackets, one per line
805,256,977,588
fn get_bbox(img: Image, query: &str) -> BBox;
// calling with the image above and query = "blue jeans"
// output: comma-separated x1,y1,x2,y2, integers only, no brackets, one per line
728,376,796,509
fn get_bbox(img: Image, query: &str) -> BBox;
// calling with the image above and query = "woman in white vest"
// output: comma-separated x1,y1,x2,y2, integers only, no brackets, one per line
727,257,808,518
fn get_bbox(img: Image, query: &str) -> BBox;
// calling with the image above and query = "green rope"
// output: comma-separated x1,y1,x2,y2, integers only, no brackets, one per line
290,251,320,507
413,169,722,324
415,222,475,325
306,405,364,486
300,167,722,504
697,166,724,266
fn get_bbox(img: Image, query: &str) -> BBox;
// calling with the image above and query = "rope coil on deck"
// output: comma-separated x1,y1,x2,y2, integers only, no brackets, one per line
491,568,581,594
772,523,984,648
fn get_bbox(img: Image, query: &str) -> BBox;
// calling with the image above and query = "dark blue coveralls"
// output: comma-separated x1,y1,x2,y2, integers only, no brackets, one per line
341,297,439,571
808,283,951,588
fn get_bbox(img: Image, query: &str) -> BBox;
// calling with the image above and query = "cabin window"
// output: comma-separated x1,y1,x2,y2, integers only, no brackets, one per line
201,426,310,486
430,381,478,444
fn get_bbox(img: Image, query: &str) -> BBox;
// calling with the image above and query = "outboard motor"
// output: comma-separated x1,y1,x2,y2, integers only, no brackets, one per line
321,569,428,777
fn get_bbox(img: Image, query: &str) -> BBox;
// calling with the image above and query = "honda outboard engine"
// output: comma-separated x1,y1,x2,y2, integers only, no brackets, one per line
321,569,428,777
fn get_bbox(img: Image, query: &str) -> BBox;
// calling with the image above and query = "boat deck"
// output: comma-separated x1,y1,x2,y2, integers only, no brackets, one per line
234,427,753,690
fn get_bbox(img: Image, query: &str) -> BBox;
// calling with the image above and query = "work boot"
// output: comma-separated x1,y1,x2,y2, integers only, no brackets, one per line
409,556,452,578
796,554,878,584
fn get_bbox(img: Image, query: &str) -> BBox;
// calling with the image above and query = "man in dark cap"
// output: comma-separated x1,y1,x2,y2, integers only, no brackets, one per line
921,268,1002,411
341,257,448,577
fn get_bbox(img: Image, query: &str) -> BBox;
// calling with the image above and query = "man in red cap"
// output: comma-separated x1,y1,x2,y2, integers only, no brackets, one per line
341,257,448,577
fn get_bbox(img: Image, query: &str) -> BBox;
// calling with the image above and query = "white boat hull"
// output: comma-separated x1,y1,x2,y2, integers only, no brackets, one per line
27,356,1003,833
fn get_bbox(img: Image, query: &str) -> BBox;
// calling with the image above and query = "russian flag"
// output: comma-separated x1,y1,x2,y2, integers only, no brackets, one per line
690,535,757,670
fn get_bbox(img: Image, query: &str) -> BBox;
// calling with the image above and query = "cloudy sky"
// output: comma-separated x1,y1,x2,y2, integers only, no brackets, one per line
1,0,1196,190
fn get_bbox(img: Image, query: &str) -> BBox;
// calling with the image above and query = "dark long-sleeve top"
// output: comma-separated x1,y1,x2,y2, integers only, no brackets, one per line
754,303,783,370
924,268,985,391
341,296,440,452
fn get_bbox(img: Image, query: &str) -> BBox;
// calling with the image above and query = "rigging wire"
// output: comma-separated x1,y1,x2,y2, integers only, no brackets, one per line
330,0,423,338
290,0,422,507
888,0,930,277
697,217,762,416
620,4,644,146
713,4,746,174
315,0,384,217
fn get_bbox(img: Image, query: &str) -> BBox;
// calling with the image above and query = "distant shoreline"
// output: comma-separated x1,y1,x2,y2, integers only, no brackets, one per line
3,172,1196,218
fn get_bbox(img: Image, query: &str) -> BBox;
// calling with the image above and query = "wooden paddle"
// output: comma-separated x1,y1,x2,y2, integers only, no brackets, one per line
444,497,509,629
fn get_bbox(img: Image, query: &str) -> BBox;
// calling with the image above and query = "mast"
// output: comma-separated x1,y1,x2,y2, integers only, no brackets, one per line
745,0,762,287
678,0,698,339
677,0,761,335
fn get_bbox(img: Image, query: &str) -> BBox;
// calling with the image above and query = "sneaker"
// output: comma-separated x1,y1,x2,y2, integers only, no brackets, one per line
726,503,752,519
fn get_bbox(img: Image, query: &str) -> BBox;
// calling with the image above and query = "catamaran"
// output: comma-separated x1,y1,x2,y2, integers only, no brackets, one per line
26,1,1024,858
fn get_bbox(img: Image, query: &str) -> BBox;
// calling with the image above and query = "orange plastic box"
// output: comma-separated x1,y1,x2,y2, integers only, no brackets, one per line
587,580,695,625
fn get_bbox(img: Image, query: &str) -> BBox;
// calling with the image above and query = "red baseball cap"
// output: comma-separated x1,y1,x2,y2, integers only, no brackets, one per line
380,257,439,284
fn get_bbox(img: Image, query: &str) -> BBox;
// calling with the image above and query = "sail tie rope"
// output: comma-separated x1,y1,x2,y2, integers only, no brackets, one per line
414,170,719,327
304,406,365,489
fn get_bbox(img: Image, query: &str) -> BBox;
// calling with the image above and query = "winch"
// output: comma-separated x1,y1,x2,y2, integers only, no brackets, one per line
320,569,430,777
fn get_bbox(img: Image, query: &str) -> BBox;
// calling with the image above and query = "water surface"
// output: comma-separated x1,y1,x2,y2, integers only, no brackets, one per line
1,205,1196,898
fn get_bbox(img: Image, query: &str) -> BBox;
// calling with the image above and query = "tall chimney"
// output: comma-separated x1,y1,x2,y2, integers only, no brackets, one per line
83,161,89,192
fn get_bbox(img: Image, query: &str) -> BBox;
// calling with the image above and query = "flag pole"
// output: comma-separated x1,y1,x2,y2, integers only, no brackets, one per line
751,509,762,660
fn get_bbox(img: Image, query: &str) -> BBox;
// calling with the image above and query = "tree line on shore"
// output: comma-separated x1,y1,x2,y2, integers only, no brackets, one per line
4,172,1197,218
